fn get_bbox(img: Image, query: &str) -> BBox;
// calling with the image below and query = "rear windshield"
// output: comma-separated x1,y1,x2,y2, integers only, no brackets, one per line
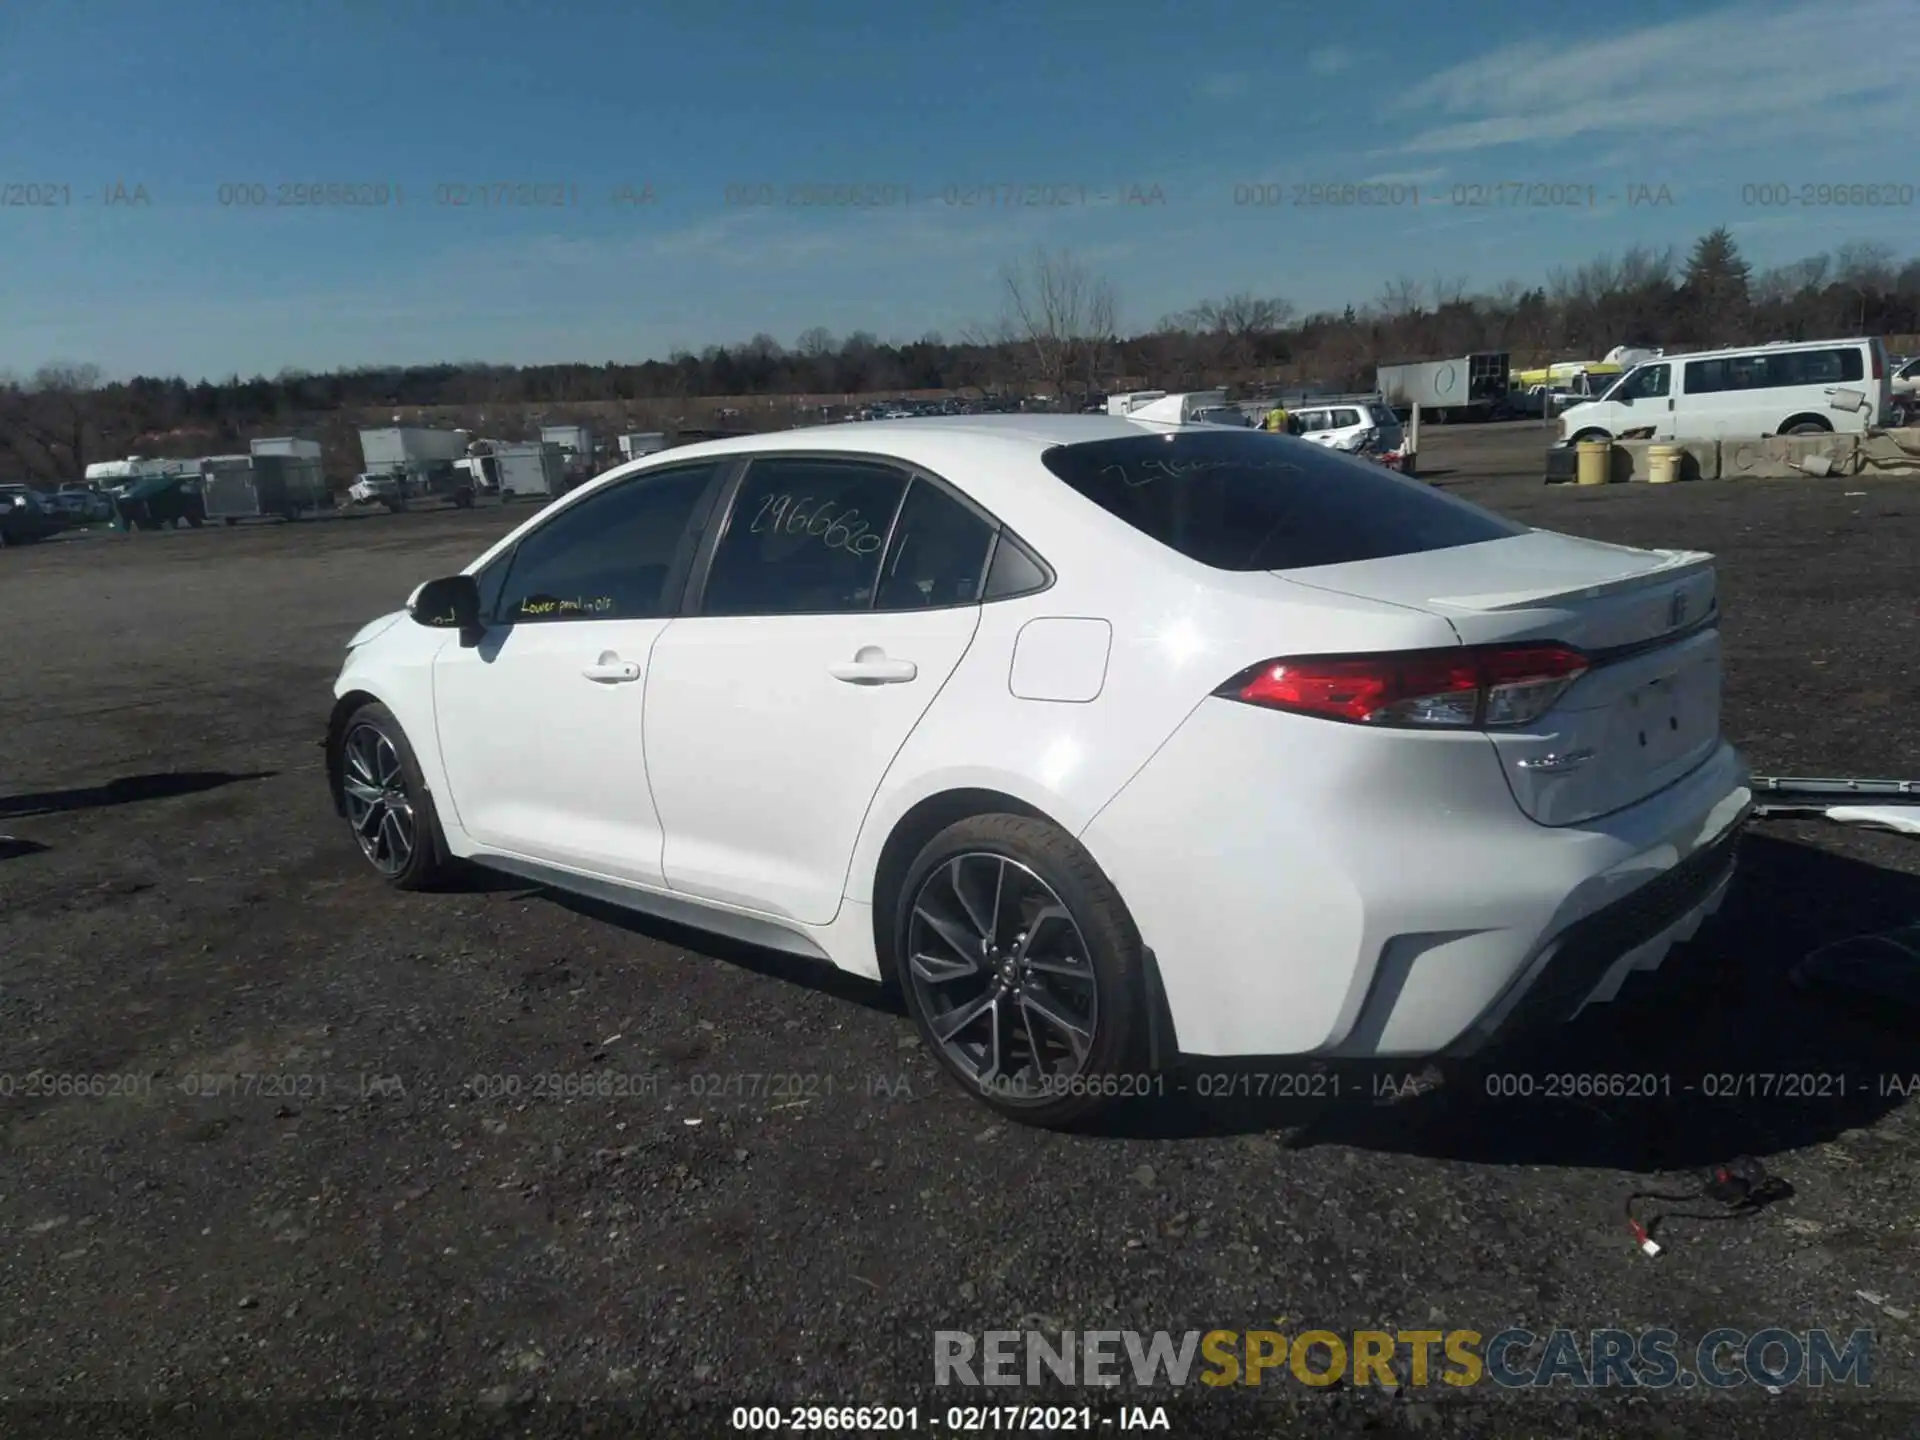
1040,430,1523,571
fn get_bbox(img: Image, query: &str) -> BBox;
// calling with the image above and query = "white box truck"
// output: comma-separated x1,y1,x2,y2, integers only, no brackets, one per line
353,427,474,511
1375,353,1512,423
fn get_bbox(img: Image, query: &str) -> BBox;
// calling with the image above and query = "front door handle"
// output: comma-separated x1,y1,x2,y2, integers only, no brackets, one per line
828,650,918,685
583,652,641,683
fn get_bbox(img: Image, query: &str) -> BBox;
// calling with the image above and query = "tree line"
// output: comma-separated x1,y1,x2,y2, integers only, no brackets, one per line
4,228,1918,484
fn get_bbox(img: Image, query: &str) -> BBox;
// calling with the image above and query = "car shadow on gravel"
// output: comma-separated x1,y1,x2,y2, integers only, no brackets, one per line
537,889,908,1015
0,770,275,819
1096,833,1918,1169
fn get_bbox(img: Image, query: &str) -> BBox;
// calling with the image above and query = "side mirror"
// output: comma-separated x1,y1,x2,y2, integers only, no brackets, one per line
409,573,482,631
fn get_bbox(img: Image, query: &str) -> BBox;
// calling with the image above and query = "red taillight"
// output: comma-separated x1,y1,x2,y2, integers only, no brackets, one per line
1219,643,1589,728
1873,345,1885,380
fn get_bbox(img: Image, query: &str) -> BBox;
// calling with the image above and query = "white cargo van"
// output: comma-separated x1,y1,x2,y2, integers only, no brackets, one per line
1560,337,1890,444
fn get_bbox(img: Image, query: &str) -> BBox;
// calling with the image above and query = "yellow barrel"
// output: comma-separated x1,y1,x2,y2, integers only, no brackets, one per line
1646,444,1683,484
1576,440,1612,486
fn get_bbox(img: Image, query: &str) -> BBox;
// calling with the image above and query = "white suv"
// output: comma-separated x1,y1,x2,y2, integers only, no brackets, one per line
1293,401,1403,453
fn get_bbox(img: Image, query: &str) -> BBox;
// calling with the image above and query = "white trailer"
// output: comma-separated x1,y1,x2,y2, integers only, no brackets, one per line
1114,390,1230,424
618,431,667,460
490,441,567,501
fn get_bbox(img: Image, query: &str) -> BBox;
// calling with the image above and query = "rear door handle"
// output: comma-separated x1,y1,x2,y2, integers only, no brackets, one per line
583,652,642,683
828,654,918,685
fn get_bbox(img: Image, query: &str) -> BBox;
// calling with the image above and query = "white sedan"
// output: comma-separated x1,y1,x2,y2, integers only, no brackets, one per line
326,415,1751,1126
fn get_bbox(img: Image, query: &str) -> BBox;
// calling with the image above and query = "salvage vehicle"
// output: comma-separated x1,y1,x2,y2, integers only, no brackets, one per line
1291,400,1404,455
0,485,64,546
327,414,1750,1127
115,471,206,530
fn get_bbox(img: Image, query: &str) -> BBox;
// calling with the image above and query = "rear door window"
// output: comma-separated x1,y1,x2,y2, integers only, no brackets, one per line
1040,430,1523,572
873,477,996,610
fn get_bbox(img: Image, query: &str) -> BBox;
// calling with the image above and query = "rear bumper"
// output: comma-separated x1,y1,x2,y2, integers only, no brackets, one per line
1079,696,1751,1060
1439,812,1744,1058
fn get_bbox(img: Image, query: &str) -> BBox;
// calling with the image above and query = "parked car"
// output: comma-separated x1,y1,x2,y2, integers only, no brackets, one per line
1561,336,1891,443
0,485,63,546
1889,356,1920,424
57,484,114,521
1292,401,1405,454
114,472,206,530
1188,405,1253,427
327,417,1748,1127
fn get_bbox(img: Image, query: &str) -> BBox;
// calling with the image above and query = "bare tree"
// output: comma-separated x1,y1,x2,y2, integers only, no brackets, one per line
794,327,837,359
1752,255,1828,306
0,362,108,482
995,248,1119,401
1833,242,1897,331
1429,274,1470,309
1376,276,1424,319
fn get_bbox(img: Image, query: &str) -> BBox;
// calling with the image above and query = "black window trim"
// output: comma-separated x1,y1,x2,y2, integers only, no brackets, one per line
1682,345,1864,396
682,449,1055,619
482,457,741,626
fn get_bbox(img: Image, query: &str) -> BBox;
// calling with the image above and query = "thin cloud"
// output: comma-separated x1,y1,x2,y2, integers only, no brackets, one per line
1387,0,1920,154
1307,46,1352,75
1361,168,1445,188
1199,72,1250,101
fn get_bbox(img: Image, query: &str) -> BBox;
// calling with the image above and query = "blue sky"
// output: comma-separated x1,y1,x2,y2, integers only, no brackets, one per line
3,0,1917,381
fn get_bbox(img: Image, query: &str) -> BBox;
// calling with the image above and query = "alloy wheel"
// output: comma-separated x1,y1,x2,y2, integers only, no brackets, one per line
905,853,1098,1101
340,722,416,876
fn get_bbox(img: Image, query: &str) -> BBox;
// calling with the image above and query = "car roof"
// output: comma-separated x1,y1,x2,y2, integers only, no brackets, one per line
463,414,1272,582
643,413,1166,463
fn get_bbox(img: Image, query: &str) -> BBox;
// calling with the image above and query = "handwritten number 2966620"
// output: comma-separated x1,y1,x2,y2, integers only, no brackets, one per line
748,493,884,555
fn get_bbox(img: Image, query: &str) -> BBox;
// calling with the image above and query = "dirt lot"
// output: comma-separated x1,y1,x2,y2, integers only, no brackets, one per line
3,424,1917,1438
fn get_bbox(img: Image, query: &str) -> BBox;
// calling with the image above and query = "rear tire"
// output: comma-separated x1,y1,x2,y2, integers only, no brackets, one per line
894,813,1145,1129
1783,419,1830,436
334,700,457,891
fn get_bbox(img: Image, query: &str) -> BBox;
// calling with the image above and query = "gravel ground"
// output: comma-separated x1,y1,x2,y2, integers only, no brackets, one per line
2,429,1916,1439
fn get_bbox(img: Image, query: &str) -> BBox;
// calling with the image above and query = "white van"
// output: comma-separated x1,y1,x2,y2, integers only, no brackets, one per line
1559,337,1891,444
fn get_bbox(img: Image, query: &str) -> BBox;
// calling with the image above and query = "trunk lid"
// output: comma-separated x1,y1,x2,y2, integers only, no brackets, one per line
1280,529,1722,826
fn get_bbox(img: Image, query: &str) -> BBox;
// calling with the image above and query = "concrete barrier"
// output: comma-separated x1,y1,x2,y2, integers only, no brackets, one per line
1544,429,1920,485
1722,434,1859,478
1613,438,1719,482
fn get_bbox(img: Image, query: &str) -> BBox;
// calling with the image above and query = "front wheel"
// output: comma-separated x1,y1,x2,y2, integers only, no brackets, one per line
335,701,456,891
895,814,1145,1128
1784,421,1830,436
1570,429,1611,444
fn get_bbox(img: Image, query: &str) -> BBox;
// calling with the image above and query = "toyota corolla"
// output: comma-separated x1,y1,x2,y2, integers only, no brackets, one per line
326,416,1750,1126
